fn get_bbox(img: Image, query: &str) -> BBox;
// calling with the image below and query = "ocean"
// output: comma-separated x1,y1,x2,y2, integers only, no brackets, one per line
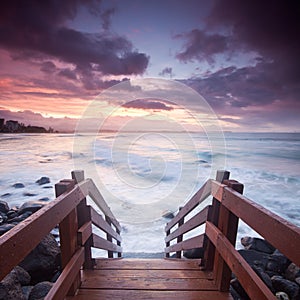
0,132,299,254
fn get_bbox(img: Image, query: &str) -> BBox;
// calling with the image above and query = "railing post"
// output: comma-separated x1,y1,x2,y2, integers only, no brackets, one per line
116,227,122,258
105,216,114,258
214,179,244,291
55,179,80,296
202,170,230,270
165,229,170,258
176,207,184,258
71,170,94,269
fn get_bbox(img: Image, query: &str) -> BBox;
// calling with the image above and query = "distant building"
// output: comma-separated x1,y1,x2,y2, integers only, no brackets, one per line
6,120,20,132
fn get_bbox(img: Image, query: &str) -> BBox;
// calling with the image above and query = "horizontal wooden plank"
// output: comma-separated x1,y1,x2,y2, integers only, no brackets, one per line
81,272,217,290
211,180,300,266
87,269,211,279
165,180,211,232
94,258,202,270
77,221,92,246
0,180,88,280
165,206,209,243
90,206,122,242
165,234,204,253
205,221,276,300
92,234,122,253
45,247,85,300
85,179,121,231
67,289,233,300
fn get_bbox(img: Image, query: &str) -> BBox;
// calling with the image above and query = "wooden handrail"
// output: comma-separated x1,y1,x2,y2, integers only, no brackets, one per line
0,170,122,300
165,170,300,299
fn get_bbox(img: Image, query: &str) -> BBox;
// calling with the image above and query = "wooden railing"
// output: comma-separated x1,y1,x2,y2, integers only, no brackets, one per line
0,170,122,300
165,170,300,300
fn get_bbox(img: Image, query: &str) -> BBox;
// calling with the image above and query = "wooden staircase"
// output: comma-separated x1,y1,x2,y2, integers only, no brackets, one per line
67,258,233,300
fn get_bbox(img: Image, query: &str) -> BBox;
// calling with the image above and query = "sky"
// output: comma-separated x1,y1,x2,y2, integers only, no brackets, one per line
0,0,299,132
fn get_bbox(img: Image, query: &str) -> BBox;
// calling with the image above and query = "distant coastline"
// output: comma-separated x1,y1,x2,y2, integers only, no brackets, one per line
0,118,57,134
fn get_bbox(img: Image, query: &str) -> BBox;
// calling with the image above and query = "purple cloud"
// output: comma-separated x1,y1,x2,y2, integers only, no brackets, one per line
123,99,174,111
159,67,174,78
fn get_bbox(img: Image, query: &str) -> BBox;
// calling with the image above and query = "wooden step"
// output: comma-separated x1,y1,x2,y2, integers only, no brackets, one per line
67,258,233,300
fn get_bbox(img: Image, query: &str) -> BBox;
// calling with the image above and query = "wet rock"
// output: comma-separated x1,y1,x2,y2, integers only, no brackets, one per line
0,223,15,235
0,193,11,199
276,292,290,300
238,249,269,268
23,192,38,197
162,210,175,219
252,265,274,292
0,212,7,225
22,286,33,299
29,281,53,300
183,247,204,259
0,266,29,300
267,250,290,275
36,177,50,185
11,266,31,285
271,276,300,300
38,197,50,202
19,234,61,284
7,211,32,224
230,277,250,300
241,236,276,254
6,210,18,219
0,200,9,213
18,201,47,215
42,186,53,189
12,183,25,188
285,263,300,282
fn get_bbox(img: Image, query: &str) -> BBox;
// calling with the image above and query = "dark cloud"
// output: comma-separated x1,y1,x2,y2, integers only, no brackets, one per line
159,67,174,78
58,68,77,80
0,0,149,77
175,29,229,63
40,61,57,74
123,99,174,111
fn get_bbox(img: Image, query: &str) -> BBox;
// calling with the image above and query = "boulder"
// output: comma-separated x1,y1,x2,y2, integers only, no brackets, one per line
23,192,38,197
285,263,300,282
0,223,15,236
241,236,276,254
18,201,47,215
0,201,9,213
0,266,30,300
19,234,61,284
238,249,270,268
35,177,50,185
0,193,11,199
271,276,300,300
267,250,290,275
7,211,32,224
276,292,290,300
29,281,53,300
183,248,204,259
162,210,175,219
12,183,25,188
0,212,7,225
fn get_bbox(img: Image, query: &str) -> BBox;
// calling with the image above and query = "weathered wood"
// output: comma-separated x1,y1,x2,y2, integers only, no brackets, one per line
165,234,204,254
77,221,92,246
68,289,233,300
206,221,276,300
203,170,230,271
45,247,85,300
165,206,209,243
105,215,114,258
0,181,87,280
92,233,122,253
56,179,80,296
90,206,122,242
85,179,121,231
165,228,170,258
116,227,122,258
176,207,184,258
214,180,243,292
211,180,300,266
165,180,211,232
95,258,202,270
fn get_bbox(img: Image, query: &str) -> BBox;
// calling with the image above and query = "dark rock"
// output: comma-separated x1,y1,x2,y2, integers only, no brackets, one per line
29,282,53,300
238,249,269,268
12,183,25,188
42,186,52,189
230,285,243,300
0,200,9,213
7,211,32,224
285,263,300,282
0,267,28,300
11,266,31,285
23,192,38,197
18,201,47,215
241,236,276,254
252,265,274,292
0,212,7,225
0,193,11,199
162,210,175,219
272,275,300,299
230,277,250,300
36,177,50,185
22,286,33,299
183,248,204,259
6,210,18,219
38,197,50,202
19,234,61,284
0,223,15,235
267,250,290,275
